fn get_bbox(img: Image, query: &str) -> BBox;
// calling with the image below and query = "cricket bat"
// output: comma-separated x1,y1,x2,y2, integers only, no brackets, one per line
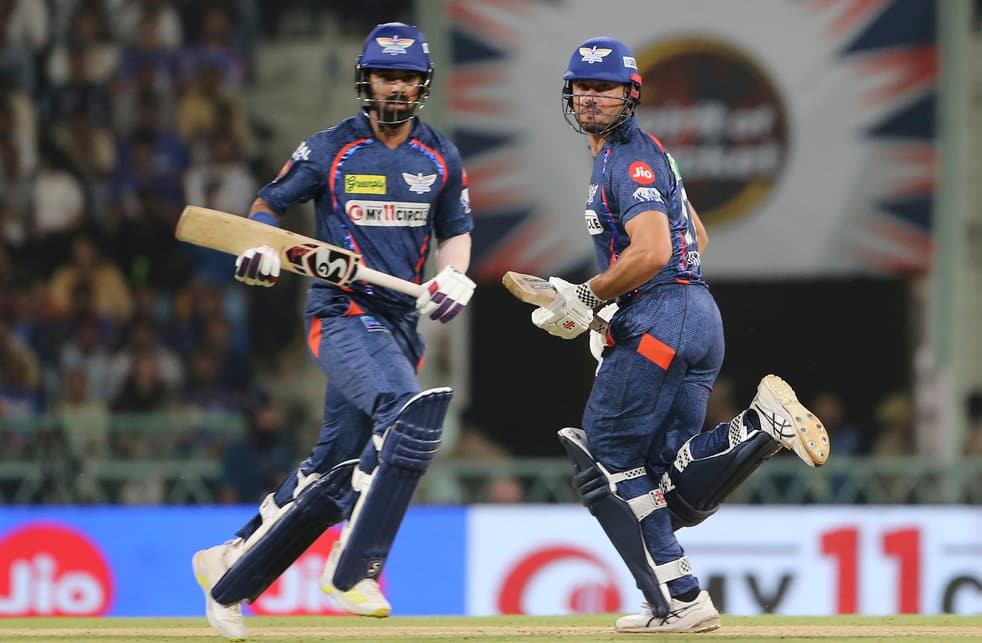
176,205,424,297
501,271,609,334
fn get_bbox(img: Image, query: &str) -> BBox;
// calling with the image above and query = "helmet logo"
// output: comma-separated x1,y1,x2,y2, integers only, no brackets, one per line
578,46,613,64
376,36,414,55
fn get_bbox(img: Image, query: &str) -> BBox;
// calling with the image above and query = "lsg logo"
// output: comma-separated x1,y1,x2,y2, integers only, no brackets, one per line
0,524,113,615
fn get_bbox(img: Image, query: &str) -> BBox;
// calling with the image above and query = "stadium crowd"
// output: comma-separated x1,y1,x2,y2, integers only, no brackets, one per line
0,1,973,505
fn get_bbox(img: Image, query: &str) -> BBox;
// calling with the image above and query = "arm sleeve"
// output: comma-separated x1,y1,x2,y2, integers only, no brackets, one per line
256,137,328,213
614,151,674,226
433,145,474,240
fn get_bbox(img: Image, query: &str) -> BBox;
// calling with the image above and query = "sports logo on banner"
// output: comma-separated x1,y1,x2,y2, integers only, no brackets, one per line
450,0,936,278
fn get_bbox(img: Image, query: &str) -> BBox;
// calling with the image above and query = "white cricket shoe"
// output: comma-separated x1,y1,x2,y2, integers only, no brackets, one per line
616,590,721,633
319,541,391,617
751,374,830,467
192,542,248,641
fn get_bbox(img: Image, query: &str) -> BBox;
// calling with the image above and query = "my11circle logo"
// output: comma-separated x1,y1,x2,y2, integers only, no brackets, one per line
0,524,113,615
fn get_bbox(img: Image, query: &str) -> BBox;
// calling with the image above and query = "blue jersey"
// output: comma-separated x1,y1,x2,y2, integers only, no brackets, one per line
584,117,704,298
257,112,473,315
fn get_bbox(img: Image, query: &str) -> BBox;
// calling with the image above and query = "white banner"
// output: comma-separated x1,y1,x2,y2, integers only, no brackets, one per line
467,505,982,616
451,0,936,279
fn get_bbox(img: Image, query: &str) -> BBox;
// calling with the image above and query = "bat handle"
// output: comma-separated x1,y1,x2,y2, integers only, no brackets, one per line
354,265,425,298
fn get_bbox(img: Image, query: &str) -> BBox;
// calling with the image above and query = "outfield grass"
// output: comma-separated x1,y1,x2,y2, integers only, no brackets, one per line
0,614,978,642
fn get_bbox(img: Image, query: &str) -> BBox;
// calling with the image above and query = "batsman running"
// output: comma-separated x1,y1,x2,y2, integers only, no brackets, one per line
526,37,831,633
191,23,474,640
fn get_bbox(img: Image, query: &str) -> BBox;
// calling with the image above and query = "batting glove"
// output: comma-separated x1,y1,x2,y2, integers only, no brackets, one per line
530,277,601,340
416,265,476,323
235,245,281,287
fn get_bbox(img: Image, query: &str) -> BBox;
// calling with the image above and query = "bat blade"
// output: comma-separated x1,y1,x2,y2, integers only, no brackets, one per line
176,205,423,297
501,271,560,307
501,270,609,334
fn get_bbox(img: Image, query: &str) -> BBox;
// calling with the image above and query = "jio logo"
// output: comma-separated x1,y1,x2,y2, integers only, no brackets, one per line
0,523,113,616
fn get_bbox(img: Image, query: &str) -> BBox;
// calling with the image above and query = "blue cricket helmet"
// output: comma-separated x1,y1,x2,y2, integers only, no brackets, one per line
563,36,641,85
357,22,433,73
355,22,434,125
562,37,642,135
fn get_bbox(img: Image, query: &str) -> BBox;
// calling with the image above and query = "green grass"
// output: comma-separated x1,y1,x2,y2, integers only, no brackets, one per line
0,614,978,642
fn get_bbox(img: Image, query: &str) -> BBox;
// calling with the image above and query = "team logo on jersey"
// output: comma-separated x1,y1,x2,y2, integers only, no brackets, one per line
579,46,613,64
584,209,603,235
346,200,430,227
402,172,437,194
345,174,386,194
586,184,598,205
632,187,664,204
628,161,655,185
376,36,414,55
291,142,311,161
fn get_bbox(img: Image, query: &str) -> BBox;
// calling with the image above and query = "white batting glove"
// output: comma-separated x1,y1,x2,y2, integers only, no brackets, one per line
416,265,476,323
234,245,281,287
530,277,601,340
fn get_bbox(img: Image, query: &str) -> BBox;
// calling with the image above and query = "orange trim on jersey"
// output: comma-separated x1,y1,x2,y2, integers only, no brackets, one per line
343,300,365,316
638,333,675,370
410,139,448,189
414,232,431,283
328,137,372,211
675,278,690,285
645,132,666,153
416,352,426,373
307,317,322,358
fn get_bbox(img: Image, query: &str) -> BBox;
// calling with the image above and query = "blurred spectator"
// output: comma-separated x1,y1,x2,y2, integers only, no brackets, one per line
178,2,246,90
0,2,36,94
58,314,113,403
183,131,257,215
107,315,183,401
485,476,524,504
0,310,42,416
180,349,248,413
0,87,37,186
1,0,49,55
115,9,179,90
114,0,183,50
963,391,982,456
809,391,868,456
46,0,120,86
55,366,109,459
44,42,113,125
217,398,293,503
31,143,86,273
54,108,116,192
201,316,252,391
870,392,916,456
177,56,252,160
110,350,171,414
47,232,132,324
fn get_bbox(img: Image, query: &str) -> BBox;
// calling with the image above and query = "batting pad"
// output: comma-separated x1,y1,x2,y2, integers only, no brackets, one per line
331,387,452,591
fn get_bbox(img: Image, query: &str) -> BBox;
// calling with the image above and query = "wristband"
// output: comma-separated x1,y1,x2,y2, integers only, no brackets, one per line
576,282,605,311
249,211,280,227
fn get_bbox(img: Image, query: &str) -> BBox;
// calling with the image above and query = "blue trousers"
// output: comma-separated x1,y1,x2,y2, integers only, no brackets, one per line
238,295,423,538
583,284,724,597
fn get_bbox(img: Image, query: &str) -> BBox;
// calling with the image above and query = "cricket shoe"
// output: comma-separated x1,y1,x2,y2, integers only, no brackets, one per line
616,590,721,633
319,541,391,617
192,541,248,641
750,374,830,467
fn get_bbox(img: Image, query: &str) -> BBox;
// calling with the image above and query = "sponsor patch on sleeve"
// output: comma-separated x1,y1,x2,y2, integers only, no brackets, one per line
632,187,665,204
628,161,655,185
